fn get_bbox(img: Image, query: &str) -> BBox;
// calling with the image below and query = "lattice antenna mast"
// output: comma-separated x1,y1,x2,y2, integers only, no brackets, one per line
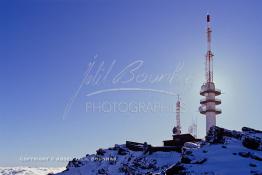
176,95,181,134
206,14,214,83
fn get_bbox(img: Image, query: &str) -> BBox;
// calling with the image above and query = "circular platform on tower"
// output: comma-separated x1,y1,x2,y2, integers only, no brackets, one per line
199,106,222,114
200,97,221,105
200,82,221,96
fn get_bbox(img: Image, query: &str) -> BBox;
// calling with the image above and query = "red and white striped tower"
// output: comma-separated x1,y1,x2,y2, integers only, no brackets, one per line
199,14,222,134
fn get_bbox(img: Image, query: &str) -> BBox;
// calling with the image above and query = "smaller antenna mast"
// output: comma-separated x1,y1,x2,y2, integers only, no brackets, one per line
173,95,181,135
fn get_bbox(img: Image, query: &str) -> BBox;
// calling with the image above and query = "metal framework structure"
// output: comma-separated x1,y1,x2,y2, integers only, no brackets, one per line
188,122,197,138
199,14,222,134
173,95,181,135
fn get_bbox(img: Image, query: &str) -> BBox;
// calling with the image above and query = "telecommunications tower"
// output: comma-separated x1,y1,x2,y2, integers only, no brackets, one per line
199,14,222,134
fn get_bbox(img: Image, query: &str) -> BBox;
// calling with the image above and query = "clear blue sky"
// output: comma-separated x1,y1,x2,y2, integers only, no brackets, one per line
1,0,262,167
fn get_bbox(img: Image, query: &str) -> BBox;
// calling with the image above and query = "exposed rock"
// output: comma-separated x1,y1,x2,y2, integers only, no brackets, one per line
250,170,262,175
206,126,262,151
165,163,186,175
117,147,128,155
222,145,227,148
249,163,257,167
66,158,84,169
97,168,108,174
242,127,262,134
242,136,261,150
96,148,106,156
191,158,207,164
206,126,242,144
238,152,250,158
180,156,192,164
250,153,262,161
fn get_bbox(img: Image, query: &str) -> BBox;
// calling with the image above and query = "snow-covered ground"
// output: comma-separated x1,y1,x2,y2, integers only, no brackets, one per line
0,167,65,175
55,126,262,175
182,138,262,174
4,127,260,175
57,146,181,175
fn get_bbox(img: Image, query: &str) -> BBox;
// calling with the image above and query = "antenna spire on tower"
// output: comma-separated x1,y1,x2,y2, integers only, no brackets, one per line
206,14,214,83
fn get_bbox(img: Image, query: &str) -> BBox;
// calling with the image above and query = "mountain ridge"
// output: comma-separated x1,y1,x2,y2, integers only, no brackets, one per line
55,126,262,175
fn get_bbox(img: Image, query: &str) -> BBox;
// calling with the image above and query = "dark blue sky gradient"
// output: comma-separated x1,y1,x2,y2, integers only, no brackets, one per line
1,0,262,166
